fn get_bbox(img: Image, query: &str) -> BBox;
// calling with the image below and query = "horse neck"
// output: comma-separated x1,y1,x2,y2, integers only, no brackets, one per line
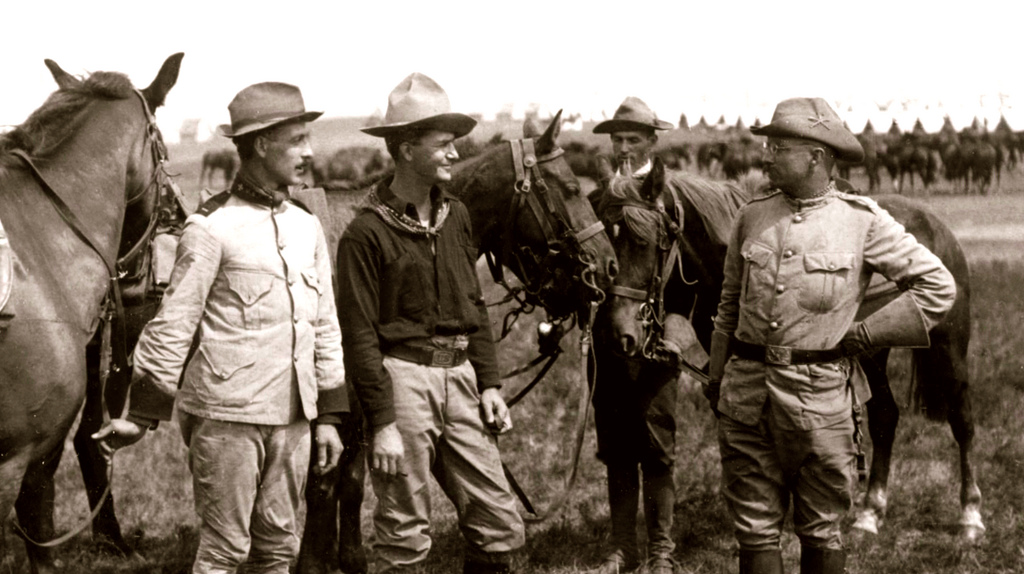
37,97,144,263
449,145,516,251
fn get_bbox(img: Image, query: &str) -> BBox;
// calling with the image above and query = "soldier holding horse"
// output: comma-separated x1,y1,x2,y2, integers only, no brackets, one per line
706,98,956,574
94,81,348,573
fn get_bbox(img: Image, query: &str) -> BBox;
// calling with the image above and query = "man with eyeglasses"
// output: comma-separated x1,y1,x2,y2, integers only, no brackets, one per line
337,73,523,574
93,82,347,573
704,97,956,574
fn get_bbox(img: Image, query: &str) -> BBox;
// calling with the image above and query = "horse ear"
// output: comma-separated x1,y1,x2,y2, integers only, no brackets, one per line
523,115,542,139
596,155,615,185
44,59,78,90
141,52,184,110
536,109,563,155
639,156,665,202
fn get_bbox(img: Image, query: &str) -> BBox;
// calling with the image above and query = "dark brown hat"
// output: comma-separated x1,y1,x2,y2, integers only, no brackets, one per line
216,82,323,138
750,97,864,162
593,97,674,134
361,73,476,138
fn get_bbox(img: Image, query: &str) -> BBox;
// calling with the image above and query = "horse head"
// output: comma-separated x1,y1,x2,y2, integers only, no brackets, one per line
450,110,617,325
601,157,675,356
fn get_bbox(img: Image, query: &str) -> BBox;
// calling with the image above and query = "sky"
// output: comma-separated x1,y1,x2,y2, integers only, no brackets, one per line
1,0,1020,141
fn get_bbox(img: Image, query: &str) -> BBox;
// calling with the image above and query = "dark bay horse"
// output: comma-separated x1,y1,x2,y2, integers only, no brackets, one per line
603,160,983,542
0,53,182,572
298,111,618,574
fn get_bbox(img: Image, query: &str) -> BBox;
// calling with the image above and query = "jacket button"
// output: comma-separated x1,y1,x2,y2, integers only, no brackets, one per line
793,215,803,223
294,316,299,323
769,321,780,329
776,285,785,293
293,355,299,362
828,263,836,270
784,249,794,258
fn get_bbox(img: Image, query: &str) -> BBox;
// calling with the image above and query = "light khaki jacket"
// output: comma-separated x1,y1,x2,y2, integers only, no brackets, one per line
131,193,347,425
714,189,955,431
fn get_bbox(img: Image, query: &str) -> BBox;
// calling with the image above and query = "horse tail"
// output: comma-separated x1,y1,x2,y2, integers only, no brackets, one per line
907,213,972,423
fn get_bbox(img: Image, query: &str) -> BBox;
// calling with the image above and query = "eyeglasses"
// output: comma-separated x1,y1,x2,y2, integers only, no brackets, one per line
762,142,815,156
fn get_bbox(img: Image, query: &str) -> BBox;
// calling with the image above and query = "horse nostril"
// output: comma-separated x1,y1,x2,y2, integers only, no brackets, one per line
607,259,619,279
620,334,635,355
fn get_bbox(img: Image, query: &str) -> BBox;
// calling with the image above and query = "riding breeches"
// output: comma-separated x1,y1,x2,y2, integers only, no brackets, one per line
179,413,311,574
717,404,856,551
369,356,524,573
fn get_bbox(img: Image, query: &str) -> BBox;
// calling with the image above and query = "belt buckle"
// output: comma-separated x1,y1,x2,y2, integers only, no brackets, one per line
765,345,792,366
432,349,455,367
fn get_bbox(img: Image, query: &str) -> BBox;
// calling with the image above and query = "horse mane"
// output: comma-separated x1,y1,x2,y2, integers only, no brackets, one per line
0,71,135,159
603,169,755,247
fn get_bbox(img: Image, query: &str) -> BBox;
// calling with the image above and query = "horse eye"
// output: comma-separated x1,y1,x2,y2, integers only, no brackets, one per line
612,223,620,238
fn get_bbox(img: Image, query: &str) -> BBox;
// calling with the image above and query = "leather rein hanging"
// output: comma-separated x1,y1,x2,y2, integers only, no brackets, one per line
10,88,183,549
482,138,607,522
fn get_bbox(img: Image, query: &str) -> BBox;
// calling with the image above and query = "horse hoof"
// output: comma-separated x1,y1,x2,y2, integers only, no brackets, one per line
960,506,986,543
852,510,880,535
962,525,985,544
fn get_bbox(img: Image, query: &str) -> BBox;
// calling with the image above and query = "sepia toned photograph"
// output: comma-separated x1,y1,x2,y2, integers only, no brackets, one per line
0,1,1020,572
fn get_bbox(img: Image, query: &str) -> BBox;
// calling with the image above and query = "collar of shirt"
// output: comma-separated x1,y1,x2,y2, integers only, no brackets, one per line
616,159,653,180
782,179,838,211
230,174,290,208
377,176,447,224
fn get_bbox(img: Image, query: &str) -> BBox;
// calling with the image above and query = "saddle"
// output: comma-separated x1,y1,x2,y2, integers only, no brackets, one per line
0,216,12,332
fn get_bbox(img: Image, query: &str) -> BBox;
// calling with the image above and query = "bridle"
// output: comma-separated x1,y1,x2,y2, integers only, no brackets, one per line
484,138,607,338
115,89,188,290
607,183,696,361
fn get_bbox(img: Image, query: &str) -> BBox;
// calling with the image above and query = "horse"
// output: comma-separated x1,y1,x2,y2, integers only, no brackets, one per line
297,110,619,574
199,148,238,187
310,145,392,191
603,159,984,543
589,157,751,569
0,53,182,573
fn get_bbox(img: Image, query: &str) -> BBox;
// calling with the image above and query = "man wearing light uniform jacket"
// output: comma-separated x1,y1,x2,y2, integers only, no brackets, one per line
94,82,347,574
705,97,956,574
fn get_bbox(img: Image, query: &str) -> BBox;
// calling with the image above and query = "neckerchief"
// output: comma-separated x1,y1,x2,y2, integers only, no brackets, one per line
230,175,290,207
367,189,450,236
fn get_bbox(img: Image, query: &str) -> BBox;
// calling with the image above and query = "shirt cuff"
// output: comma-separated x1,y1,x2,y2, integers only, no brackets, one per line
125,413,159,430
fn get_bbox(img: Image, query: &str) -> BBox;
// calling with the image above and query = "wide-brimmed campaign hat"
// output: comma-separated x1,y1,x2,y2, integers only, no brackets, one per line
216,82,323,138
593,96,674,134
361,73,476,138
751,97,864,162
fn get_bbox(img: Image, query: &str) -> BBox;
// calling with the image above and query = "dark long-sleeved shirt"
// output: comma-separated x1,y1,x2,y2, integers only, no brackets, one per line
337,177,499,428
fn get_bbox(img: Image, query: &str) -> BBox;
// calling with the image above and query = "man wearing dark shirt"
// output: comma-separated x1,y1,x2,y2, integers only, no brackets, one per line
337,73,524,574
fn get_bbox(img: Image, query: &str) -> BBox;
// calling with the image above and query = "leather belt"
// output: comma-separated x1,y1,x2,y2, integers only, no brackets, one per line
388,344,469,368
731,338,845,366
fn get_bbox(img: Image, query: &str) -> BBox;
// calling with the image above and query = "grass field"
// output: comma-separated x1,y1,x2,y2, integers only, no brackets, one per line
4,118,1024,573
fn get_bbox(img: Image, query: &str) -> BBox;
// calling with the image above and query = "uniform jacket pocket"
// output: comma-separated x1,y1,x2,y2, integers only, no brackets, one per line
741,242,774,305
224,270,274,329
195,342,258,407
798,252,855,313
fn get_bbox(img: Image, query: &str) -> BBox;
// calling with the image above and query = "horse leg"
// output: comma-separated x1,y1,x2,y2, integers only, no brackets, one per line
336,440,367,573
916,330,984,542
0,452,32,572
14,438,65,574
853,349,895,535
72,337,132,556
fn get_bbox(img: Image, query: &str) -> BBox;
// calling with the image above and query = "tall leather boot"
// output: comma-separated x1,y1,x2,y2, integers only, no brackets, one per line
642,466,676,574
593,463,641,573
800,546,846,574
739,549,783,574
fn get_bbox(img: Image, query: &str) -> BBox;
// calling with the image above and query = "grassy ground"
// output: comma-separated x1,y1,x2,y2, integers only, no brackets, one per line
4,120,1024,573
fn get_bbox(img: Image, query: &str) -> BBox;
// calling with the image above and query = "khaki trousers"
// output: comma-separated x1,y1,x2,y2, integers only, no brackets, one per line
179,412,311,574
371,356,524,572
717,405,856,551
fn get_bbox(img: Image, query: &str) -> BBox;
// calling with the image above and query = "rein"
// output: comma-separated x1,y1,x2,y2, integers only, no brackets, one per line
481,138,607,521
10,88,183,549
